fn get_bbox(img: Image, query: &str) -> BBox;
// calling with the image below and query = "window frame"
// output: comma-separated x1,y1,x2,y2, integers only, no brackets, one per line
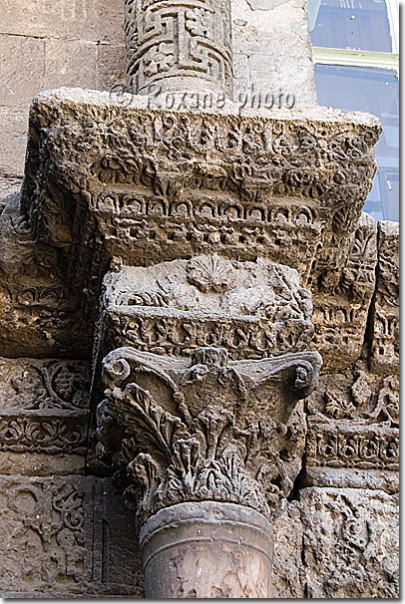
310,0,399,74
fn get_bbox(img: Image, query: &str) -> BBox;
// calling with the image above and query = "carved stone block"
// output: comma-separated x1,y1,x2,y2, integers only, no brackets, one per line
97,255,314,360
370,221,399,374
311,212,377,373
272,500,305,598
0,193,91,358
21,90,380,291
0,475,144,597
300,487,399,598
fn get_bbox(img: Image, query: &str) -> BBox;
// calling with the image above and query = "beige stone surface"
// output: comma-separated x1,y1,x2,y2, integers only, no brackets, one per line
0,0,125,177
96,43,126,92
0,0,124,43
44,39,98,91
0,1,398,599
232,0,317,105
0,107,29,177
0,36,46,107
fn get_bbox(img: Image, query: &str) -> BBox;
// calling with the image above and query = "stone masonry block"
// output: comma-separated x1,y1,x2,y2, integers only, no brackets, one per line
0,107,29,178
231,0,317,105
0,35,45,107
44,39,97,91
96,43,126,93
0,0,124,44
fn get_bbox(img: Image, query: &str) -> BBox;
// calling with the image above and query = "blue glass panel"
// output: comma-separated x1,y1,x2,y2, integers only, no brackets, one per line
314,64,399,222
308,0,393,52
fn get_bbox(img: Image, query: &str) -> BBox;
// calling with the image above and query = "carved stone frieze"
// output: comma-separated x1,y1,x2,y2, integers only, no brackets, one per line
98,255,314,360
125,0,233,96
303,364,399,493
96,345,321,524
0,193,92,357
0,475,145,596
0,358,90,464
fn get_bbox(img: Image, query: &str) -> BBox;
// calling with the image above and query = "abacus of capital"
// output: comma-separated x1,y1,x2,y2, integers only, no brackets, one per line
0,0,398,599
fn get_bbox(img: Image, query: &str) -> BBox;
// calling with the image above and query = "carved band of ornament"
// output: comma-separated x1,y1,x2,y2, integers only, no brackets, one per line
306,426,399,471
24,104,380,214
95,192,321,227
125,0,233,95
97,346,322,523
0,415,88,454
106,314,314,359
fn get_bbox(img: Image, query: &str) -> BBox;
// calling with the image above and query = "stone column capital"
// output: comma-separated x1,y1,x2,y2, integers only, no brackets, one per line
96,345,321,524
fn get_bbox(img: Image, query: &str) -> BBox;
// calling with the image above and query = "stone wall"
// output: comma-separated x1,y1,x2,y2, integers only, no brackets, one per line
0,0,126,179
0,0,398,598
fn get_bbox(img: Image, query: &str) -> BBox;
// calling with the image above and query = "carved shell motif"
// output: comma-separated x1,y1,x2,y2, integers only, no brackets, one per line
186,254,235,293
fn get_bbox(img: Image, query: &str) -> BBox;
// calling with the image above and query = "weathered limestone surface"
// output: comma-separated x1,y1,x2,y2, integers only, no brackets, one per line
140,501,273,598
232,0,317,106
0,0,399,598
0,475,144,597
271,488,399,599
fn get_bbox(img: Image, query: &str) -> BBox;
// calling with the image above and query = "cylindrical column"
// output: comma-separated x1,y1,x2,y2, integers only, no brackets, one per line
125,0,233,98
139,501,273,599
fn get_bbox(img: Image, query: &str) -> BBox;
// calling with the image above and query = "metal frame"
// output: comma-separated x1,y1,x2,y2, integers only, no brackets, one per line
310,0,399,74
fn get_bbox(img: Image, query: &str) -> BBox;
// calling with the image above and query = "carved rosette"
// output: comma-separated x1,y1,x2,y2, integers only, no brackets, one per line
125,0,233,96
96,346,322,524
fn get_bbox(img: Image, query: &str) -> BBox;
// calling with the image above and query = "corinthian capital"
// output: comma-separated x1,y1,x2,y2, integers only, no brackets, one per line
96,346,321,523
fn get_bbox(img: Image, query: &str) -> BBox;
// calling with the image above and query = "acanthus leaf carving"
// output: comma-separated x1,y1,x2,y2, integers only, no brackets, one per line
96,345,321,524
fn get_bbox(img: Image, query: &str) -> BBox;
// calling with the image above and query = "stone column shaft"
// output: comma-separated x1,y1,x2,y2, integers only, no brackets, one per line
124,0,233,97
140,502,273,598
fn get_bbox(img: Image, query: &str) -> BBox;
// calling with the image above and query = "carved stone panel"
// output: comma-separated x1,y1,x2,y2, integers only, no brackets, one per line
370,221,399,374
0,475,144,597
0,358,90,475
303,364,399,493
300,487,399,598
98,255,314,360
125,0,233,96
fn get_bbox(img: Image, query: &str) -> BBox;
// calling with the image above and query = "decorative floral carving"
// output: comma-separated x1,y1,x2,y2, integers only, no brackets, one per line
0,414,88,454
8,361,90,411
7,480,90,584
96,346,321,523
